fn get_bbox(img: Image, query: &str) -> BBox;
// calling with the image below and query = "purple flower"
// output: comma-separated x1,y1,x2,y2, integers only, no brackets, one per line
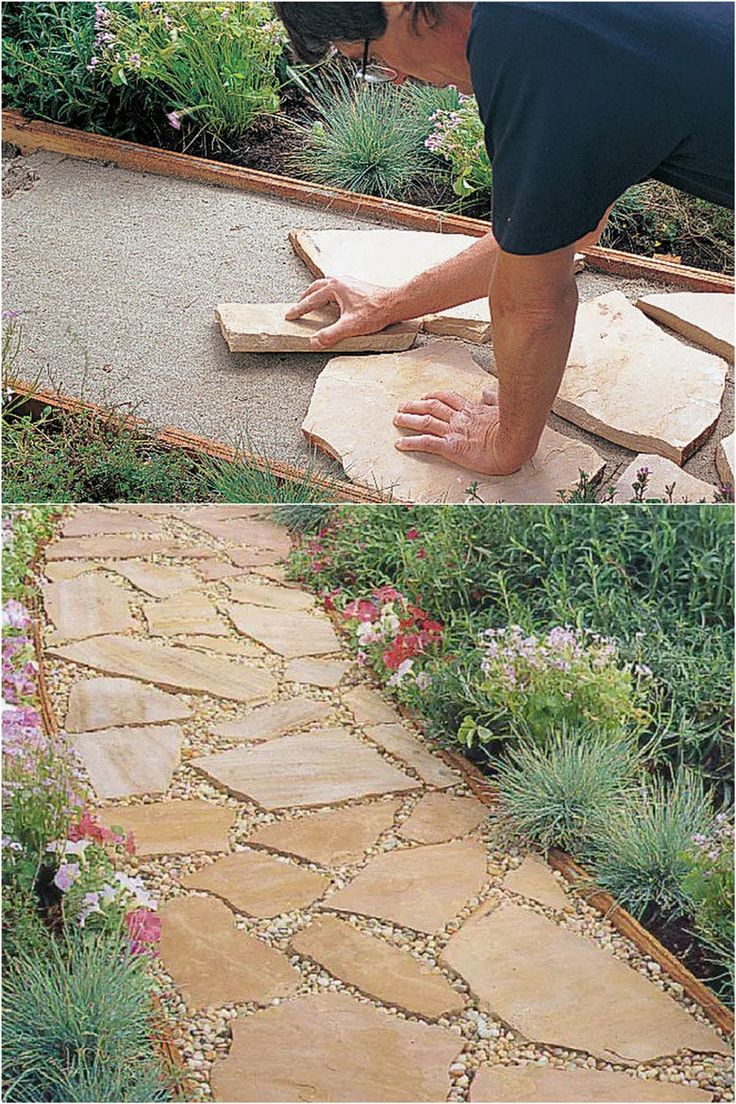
2,599,31,630
2,308,21,321
87,56,99,71
54,862,81,892
165,110,182,131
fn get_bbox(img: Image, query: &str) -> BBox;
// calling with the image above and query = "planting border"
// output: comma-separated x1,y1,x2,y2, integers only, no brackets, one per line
3,109,734,294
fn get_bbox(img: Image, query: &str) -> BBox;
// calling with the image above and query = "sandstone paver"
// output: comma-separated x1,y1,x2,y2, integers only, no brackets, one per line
636,291,734,363
106,561,201,597
64,676,191,732
196,558,250,582
226,578,315,611
469,1064,713,1102
211,697,332,742
98,800,235,855
172,635,261,657
398,792,488,844
226,604,341,658
614,454,717,503
183,515,291,553
247,799,401,865
61,509,162,537
71,724,181,799
215,302,419,353
716,431,734,486
284,657,349,688
143,590,226,637
45,536,185,560
42,561,101,582
502,856,571,911
343,685,402,724
42,574,134,641
364,723,460,788
183,851,330,917
228,546,286,568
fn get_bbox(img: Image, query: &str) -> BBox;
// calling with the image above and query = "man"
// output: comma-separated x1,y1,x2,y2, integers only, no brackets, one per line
275,3,734,476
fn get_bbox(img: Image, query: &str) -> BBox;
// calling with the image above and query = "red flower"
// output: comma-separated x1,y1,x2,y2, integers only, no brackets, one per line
416,548,427,559
372,585,402,603
68,810,119,846
343,599,378,623
125,908,161,955
406,528,419,540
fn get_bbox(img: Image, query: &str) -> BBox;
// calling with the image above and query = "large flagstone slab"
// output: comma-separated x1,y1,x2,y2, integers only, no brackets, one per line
284,657,349,688
215,302,419,352
173,635,261,657
42,574,134,641
440,903,730,1063
48,635,276,703
303,343,605,504
226,604,340,658
247,799,401,865
42,561,101,582
614,454,717,503
71,724,182,798
183,514,291,553
469,1064,712,1102
45,537,182,560
291,914,466,1018
364,723,460,788
343,685,402,724
555,292,727,464
98,800,235,855
183,851,329,917
61,509,162,537
636,291,734,363
210,990,461,1102
143,590,226,637
226,578,315,611
106,561,201,598
65,676,191,732
159,896,301,1011
328,839,489,934
398,793,488,845
716,431,734,487
502,856,571,912
192,729,422,809
212,697,332,742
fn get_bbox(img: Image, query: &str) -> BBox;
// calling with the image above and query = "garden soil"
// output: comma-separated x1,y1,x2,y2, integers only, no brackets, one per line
2,149,733,491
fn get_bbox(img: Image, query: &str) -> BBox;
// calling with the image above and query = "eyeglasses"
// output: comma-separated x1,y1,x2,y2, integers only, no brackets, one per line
358,37,398,83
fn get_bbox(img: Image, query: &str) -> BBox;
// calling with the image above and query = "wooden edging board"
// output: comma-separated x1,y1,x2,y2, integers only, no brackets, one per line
4,109,734,294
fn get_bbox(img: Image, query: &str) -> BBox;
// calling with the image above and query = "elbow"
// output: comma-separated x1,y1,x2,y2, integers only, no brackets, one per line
490,275,578,336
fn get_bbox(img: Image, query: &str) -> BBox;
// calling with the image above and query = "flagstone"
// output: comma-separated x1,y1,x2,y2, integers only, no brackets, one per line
251,563,289,583
226,604,340,658
303,343,605,503
247,799,401,865
173,635,262,657
291,914,466,1017
469,1064,713,1102
192,729,422,809
183,515,291,553
226,578,315,611
71,724,181,799
48,635,276,703
716,431,734,487
328,839,489,934
285,657,349,688
112,504,178,516
143,590,226,637
364,723,460,788
210,990,461,1103
106,561,201,598
215,302,419,353
636,291,734,363
183,850,330,916
212,697,332,742
398,793,488,845
555,292,727,464
98,800,235,855
61,509,162,537
196,558,250,582
42,574,134,641
227,546,285,568
45,537,182,560
183,505,266,525
65,676,191,732
440,903,730,1063
343,685,402,724
614,454,717,503
503,856,571,911
159,895,301,1011
43,560,101,582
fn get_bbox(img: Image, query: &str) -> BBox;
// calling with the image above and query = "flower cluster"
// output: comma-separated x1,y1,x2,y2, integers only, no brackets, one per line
424,94,492,197
341,585,443,689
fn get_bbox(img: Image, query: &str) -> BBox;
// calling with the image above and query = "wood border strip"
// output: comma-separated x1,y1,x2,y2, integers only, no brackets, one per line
4,110,733,293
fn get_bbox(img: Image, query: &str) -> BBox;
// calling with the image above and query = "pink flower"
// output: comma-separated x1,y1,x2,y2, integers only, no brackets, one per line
405,528,419,540
2,599,31,630
125,907,161,955
165,110,182,131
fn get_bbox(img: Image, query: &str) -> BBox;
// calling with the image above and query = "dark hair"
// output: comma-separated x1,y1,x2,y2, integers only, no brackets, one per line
274,3,440,63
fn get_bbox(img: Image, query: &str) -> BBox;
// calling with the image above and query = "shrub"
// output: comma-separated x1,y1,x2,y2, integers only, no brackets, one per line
682,815,734,1000
423,92,492,198
2,506,58,602
273,504,333,533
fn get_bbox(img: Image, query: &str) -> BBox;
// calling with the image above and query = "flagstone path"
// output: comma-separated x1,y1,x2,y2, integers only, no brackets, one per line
39,506,733,1103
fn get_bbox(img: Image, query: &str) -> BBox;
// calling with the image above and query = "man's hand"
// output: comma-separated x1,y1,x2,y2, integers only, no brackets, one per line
285,277,398,350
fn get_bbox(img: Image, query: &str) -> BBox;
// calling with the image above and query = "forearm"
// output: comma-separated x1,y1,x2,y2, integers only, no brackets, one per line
382,231,498,323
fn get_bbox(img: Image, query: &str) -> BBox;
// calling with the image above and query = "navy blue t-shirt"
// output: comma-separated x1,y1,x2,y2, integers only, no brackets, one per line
467,2,734,255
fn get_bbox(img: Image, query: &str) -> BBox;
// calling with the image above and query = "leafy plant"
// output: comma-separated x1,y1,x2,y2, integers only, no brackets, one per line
682,815,734,1000
2,506,59,602
423,91,492,197
203,452,341,504
273,504,333,533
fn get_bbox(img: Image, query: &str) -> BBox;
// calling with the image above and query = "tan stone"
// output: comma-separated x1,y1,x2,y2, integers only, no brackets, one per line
42,574,134,641
228,546,285,568
61,509,162,537
192,728,421,809
71,724,181,799
441,903,729,1063
106,561,201,598
183,515,290,553
284,657,349,688
328,839,489,934
143,590,226,637
343,685,402,724
212,697,332,742
247,800,400,865
184,850,329,916
183,505,266,524
636,291,734,363
215,302,419,353
555,292,727,464
226,578,315,611
45,537,181,560
196,558,250,582
43,561,101,582
716,431,734,487
398,793,488,845
173,635,261,657
159,896,300,1011
470,1064,713,1102
251,563,289,583
210,991,461,1102
291,915,466,1017
48,635,276,703
304,343,605,503
503,856,571,911
64,676,191,733
227,604,340,658
111,504,177,516
614,454,717,503
364,723,459,788
98,800,235,855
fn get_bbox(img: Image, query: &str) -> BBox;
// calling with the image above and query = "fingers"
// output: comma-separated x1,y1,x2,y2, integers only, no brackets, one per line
396,398,453,422
394,433,453,458
393,412,450,436
308,315,365,350
284,284,335,320
420,390,470,411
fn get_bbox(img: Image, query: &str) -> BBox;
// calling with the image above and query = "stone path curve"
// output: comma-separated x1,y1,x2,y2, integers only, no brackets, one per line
39,506,733,1103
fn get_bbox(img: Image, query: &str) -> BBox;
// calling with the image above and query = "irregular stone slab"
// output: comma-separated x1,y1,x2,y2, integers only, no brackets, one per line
211,990,461,1103
111,504,178,516
285,657,349,688
215,302,419,353
470,1064,713,1102
197,558,250,582
43,561,101,582
636,291,734,363
184,505,266,524
107,561,201,598
71,724,181,799
143,590,226,637
398,793,488,845
193,729,421,809
716,431,734,487
343,685,402,724
61,509,162,537
45,536,181,561
441,903,729,1063
503,856,571,911
555,292,727,464
227,604,340,658
228,546,285,568
328,839,489,934
159,895,300,1011
365,723,459,788
614,454,717,503
212,697,332,742
42,574,134,641
183,851,329,917
184,515,291,553
48,635,276,703
98,800,235,855
247,800,401,865
251,563,289,583
226,578,315,611
291,914,466,1017
173,635,261,657
65,676,191,733
304,343,605,504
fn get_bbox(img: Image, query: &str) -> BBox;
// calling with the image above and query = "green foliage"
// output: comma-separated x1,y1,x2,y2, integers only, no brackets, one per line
2,505,59,601
682,818,734,1000
273,504,333,533
203,454,340,504
423,92,492,198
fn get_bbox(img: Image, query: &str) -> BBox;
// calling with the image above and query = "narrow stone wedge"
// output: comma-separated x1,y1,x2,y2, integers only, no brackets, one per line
364,723,460,788
636,291,734,363
215,303,419,353
98,800,235,855
227,604,340,658
614,454,717,503
247,800,401,865
212,697,331,742
469,1064,712,1102
42,574,134,641
72,724,181,799
65,676,191,732
343,685,402,724
716,431,734,487
183,851,329,916
226,578,315,611
502,856,571,911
